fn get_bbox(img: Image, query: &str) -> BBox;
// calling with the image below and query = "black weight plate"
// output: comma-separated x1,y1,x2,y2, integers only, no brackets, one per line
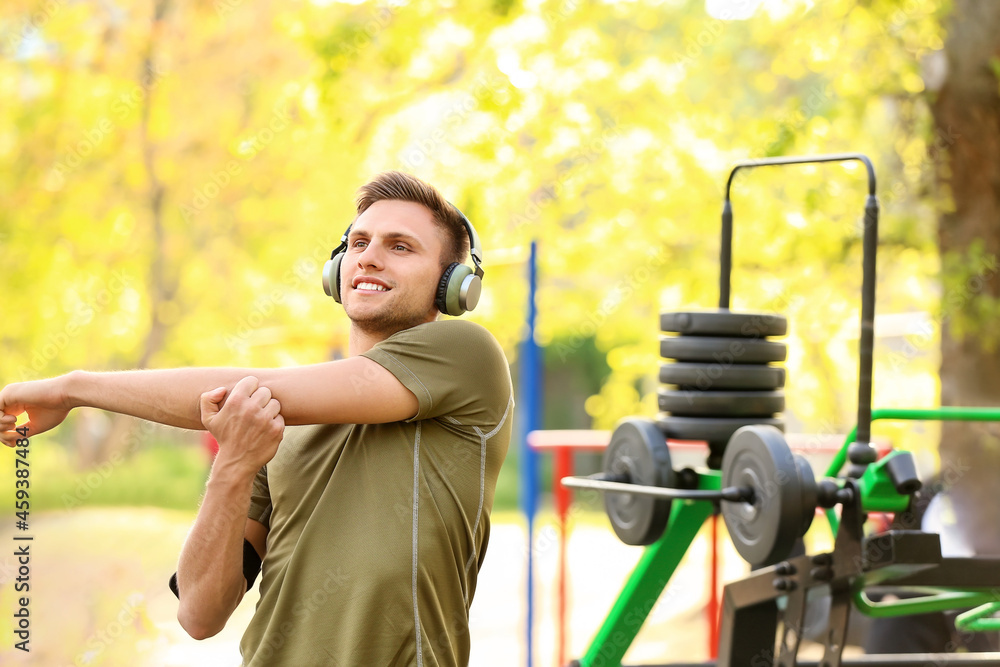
655,414,785,449
602,418,675,546
659,362,786,390
721,425,803,567
657,389,784,417
795,455,817,536
661,310,787,338
660,336,787,364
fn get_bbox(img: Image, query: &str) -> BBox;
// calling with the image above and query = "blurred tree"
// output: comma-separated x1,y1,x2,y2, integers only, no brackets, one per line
932,0,1000,555
0,0,987,496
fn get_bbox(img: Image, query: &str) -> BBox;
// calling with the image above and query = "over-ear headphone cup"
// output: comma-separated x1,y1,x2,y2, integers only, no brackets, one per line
323,254,346,303
436,263,459,315
459,272,482,312
437,263,478,316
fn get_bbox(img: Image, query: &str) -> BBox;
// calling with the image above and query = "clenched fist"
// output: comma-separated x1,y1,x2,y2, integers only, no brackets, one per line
201,376,284,477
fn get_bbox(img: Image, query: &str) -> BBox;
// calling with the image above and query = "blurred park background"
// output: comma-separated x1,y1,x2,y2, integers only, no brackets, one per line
4,0,1000,664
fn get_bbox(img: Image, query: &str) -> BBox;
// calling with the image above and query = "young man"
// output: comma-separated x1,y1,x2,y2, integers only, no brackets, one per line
0,171,514,666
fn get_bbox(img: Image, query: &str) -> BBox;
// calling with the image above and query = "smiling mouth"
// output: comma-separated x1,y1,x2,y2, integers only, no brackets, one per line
355,282,390,292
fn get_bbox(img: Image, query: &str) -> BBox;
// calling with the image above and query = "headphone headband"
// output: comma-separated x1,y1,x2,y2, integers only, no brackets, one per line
449,203,484,280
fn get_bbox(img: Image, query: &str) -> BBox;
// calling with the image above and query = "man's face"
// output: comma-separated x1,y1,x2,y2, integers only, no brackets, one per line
340,199,445,336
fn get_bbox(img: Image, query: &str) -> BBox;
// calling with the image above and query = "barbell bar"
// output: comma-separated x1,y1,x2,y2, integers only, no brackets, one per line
561,473,752,503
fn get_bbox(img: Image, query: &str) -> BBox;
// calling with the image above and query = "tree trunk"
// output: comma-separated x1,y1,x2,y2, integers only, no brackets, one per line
94,0,177,465
931,0,1000,555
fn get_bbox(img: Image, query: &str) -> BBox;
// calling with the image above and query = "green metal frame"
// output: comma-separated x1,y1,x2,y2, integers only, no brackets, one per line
577,472,719,667
824,407,1000,535
578,406,1000,664
830,407,1000,625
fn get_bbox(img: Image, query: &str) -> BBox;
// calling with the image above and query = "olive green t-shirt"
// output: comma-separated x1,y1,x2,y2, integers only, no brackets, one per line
241,319,513,666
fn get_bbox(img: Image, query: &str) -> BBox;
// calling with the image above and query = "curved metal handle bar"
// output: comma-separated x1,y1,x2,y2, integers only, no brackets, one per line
855,587,997,619
560,474,750,502
956,601,1000,632
720,153,878,449
723,153,876,202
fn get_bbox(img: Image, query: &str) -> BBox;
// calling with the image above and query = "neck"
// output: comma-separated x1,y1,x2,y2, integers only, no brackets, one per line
347,314,439,356
347,326,387,356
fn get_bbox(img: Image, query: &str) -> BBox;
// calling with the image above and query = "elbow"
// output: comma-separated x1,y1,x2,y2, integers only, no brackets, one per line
173,574,246,640
177,605,226,640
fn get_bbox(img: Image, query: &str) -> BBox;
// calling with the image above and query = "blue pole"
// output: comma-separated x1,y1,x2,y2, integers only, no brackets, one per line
518,240,541,667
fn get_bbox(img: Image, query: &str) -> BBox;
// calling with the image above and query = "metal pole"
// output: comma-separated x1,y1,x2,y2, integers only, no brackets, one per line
518,240,542,667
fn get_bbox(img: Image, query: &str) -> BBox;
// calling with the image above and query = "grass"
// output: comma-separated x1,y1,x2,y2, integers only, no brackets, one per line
3,439,211,514
4,437,535,514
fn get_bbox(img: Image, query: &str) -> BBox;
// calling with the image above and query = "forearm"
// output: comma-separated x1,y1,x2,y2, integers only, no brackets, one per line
60,355,417,430
66,368,257,430
176,461,256,639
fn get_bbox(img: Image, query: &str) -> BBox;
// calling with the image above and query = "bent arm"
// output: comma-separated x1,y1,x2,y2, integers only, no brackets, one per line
176,464,262,640
176,378,278,639
62,356,416,430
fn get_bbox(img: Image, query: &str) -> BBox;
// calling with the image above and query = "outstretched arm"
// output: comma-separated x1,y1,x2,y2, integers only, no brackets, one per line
0,356,417,446
175,377,280,639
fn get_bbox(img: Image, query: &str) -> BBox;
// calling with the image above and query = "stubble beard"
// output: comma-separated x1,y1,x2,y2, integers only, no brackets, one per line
346,293,434,339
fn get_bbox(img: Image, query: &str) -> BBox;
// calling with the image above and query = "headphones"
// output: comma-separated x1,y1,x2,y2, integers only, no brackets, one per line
322,203,485,317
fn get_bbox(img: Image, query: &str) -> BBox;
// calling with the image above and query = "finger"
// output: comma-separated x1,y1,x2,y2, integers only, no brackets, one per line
251,385,273,409
199,387,227,420
3,420,44,444
233,376,260,398
263,397,281,420
0,414,16,429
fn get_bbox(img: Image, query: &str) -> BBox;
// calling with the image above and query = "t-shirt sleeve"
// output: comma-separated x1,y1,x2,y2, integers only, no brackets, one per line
247,465,273,528
361,320,512,426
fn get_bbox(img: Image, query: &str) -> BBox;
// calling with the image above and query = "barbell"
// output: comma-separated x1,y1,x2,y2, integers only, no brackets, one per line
561,419,849,566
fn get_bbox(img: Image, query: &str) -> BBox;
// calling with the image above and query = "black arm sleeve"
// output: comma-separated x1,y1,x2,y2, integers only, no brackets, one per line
168,539,264,600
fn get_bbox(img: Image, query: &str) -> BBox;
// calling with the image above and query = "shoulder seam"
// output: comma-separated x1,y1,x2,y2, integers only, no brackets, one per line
380,350,433,408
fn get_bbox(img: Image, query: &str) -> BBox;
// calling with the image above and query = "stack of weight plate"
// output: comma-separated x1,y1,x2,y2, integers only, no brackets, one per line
657,309,787,469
